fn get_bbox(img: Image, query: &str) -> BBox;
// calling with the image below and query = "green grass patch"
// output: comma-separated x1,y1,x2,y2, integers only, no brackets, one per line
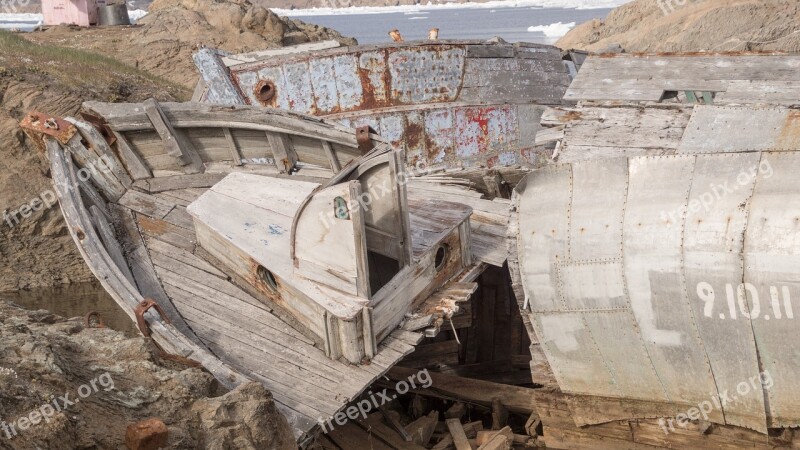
0,30,189,100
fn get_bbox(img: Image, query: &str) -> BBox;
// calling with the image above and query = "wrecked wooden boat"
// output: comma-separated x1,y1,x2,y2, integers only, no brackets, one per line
509,52,800,449
192,39,574,172
21,101,489,445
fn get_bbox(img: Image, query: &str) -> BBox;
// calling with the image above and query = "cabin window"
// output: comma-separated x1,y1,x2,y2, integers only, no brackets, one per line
435,245,449,272
257,265,278,291
334,196,350,220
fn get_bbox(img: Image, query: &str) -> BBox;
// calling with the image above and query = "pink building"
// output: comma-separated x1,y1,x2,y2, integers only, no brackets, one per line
41,0,107,27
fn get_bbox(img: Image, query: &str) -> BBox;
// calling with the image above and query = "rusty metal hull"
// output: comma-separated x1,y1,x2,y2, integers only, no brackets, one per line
194,40,572,170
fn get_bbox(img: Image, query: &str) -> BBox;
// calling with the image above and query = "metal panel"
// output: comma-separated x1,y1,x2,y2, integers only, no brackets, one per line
454,106,517,166
582,310,668,402
423,109,454,166
531,312,620,397
309,57,339,114
281,62,314,114
569,157,627,260
744,152,800,427
623,155,718,405
558,260,627,310
683,152,766,432
388,47,464,104
332,54,363,111
358,51,388,105
678,106,793,154
515,166,572,312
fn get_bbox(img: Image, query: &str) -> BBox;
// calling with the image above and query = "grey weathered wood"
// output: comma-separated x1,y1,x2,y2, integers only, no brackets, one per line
47,138,245,390
113,131,152,180
192,47,247,105
63,134,126,201
223,127,243,166
350,182,371,298
132,173,226,193
266,132,298,173
118,189,175,219
67,118,132,189
321,140,341,172
142,98,203,173
90,205,135,285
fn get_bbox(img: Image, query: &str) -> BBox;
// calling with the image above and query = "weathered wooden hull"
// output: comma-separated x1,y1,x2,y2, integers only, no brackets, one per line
23,104,488,446
193,40,573,171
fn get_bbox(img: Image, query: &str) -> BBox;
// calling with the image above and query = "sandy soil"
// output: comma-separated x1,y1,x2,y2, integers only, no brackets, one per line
0,301,296,449
557,0,800,53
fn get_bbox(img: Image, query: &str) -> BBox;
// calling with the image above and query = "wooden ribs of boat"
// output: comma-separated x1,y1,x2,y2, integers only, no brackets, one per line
22,102,488,445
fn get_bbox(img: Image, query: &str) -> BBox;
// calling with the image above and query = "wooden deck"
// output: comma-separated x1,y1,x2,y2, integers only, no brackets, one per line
130,184,423,439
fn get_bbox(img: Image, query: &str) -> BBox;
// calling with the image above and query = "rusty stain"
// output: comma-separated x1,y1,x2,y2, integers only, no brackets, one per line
560,110,583,123
138,216,170,235
777,110,800,149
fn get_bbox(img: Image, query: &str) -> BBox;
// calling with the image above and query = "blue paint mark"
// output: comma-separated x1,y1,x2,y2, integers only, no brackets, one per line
268,224,286,236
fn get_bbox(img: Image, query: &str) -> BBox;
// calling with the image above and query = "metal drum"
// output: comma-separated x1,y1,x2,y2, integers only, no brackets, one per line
97,4,130,26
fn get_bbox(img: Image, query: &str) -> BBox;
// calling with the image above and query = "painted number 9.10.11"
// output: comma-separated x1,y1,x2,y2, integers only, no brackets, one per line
696,282,794,320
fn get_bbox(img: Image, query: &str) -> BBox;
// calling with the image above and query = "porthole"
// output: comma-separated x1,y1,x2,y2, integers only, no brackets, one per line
254,80,276,105
257,265,278,291
434,245,448,272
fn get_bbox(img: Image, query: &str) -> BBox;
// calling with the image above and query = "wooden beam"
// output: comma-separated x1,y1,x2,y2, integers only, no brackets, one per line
266,132,298,173
223,128,243,166
384,366,538,415
322,140,342,172
112,131,152,180
445,419,472,450
143,98,203,173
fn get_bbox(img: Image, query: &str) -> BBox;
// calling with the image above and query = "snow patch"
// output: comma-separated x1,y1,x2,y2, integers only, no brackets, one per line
527,21,575,37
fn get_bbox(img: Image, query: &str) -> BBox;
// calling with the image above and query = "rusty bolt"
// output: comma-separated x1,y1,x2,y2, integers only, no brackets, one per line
125,418,168,450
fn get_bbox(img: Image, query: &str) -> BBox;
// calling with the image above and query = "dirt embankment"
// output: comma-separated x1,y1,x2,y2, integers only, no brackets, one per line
0,301,296,449
1,0,355,292
26,0,356,89
557,0,800,53
0,29,188,292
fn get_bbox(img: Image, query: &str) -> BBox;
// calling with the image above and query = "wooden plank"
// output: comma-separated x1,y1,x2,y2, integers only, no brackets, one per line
142,98,203,173
327,422,395,450
445,419,472,450
133,173,226,193
384,366,537,415
322,140,342,172
357,413,428,450
67,118,132,189
350,182,371,298
267,132,298,173
63,134,126,201
223,127,243,166
89,205,135,286
113,131,152,180
118,189,175,219
48,139,246,392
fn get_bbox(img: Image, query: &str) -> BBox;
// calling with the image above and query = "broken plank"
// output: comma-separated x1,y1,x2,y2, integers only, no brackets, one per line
113,131,152,180
143,98,203,172
133,173,226,193
446,419,473,450
118,189,175,219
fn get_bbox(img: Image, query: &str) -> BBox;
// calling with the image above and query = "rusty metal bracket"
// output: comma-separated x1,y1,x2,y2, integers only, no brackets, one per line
79,111,117,147
134,298,171,338
356,125,375,154
84,311,106,329
19,111,78,146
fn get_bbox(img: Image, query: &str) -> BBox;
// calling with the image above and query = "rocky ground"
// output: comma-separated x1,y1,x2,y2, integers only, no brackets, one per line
0,0,354,292
557,0,800,53
0,301,296,449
